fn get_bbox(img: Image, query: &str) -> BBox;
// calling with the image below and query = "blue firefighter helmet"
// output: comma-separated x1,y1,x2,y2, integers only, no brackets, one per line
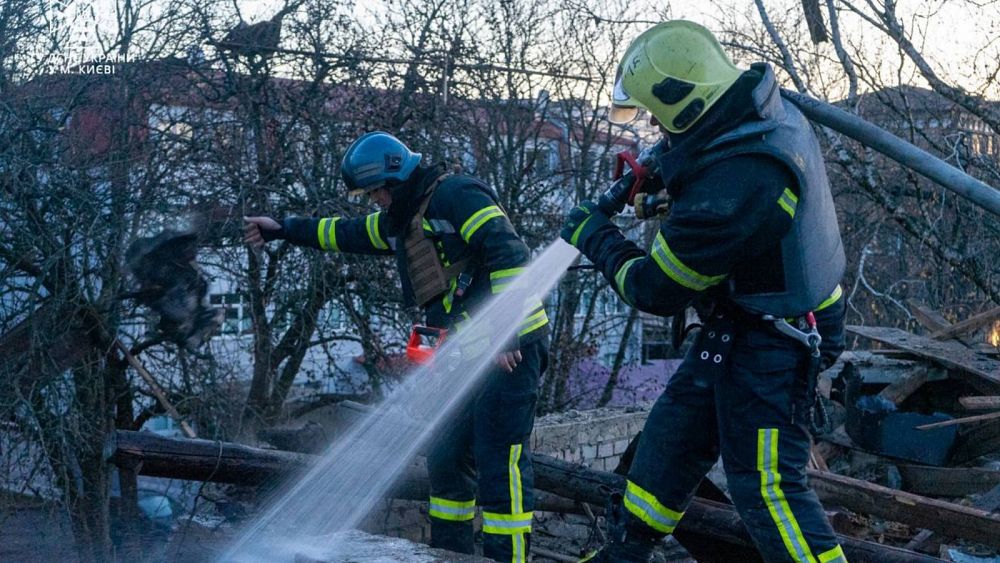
340,131,422,195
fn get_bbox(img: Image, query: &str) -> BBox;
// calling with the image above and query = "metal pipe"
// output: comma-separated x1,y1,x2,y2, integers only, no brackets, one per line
780,89,1000,218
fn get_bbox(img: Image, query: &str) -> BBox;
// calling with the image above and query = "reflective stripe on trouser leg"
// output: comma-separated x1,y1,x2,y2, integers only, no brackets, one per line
428,496,475,521
426,397,477,554
758,428,846,563
477,342,542,563
622,479,684,534
818,545,847,563
622,345,723,538
482,511,531,563
482,443,531,563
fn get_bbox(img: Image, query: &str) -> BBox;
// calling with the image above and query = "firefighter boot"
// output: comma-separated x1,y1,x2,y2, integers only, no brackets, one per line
430,519,475,555
581,494,659,562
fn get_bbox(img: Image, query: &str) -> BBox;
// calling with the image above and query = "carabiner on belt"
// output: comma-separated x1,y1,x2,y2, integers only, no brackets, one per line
762,312,822,357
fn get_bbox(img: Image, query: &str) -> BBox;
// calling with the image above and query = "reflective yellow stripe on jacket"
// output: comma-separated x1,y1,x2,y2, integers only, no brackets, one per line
365,212,388,250
650,232,726,291
518,301,548,337
460,205,505,242
778,187,798,218
489,267,525,294
815,284,842,312
614,257,641,306
317,217,340,251
487,267,548,337
818,545,847,563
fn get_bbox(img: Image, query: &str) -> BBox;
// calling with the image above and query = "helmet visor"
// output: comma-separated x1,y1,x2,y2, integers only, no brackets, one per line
609,104,639,124
608,67,640,124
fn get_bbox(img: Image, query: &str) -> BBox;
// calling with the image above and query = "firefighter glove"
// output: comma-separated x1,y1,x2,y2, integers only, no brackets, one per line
560,200,610,252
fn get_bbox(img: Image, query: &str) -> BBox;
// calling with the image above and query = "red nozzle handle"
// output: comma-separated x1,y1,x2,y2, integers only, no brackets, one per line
614,151,650,206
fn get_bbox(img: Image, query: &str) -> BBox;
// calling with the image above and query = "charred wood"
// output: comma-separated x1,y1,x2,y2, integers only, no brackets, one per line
108,431,944,561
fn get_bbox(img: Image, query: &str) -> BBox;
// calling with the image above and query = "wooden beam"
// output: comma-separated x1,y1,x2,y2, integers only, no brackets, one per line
846,325,1000,392
897,465,1000,497
877,366,946,406
960,396,1000,411
906,483,1000,552
906,299,951,333
929,306,1000,340
106,431,943,562
952,417,1000,464
906,299,974,347
807,468,1000,549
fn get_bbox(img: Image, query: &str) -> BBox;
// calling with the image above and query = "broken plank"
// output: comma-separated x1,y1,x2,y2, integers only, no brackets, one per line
916,410,1000,430
807,468,1000,549
907,299,952,333
897,465,1000,497
930,306,1000,340
877,366,947,406
846,325,1000,392
906,299,974,347
952,417,1000,463
906,482,1000,552
809,443,829,471
960,396,1000,411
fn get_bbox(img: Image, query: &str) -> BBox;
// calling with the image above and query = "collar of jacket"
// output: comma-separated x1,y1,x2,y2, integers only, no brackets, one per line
386,163,448,236
700,63,784,152
658,64,784,197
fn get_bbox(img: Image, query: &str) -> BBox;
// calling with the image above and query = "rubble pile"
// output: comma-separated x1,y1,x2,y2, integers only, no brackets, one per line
101,303,1000,562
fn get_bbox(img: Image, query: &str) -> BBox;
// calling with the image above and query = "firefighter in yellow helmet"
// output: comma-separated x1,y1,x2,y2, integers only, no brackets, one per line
563,21,848,562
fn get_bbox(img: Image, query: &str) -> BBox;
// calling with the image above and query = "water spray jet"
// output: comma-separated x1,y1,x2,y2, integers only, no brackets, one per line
220,240,580,562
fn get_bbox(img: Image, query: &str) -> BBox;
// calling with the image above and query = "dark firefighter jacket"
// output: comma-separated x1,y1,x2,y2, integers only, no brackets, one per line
275,166,549,347
578,64,844,323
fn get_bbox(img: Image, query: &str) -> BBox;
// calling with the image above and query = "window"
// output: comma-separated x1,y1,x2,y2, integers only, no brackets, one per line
525,141,558,178
442,136,477,173
210,292,250,335
641,317,670,362
318,303,348,332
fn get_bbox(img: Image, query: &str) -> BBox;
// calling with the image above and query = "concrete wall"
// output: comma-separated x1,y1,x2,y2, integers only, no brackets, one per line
531,408,649,473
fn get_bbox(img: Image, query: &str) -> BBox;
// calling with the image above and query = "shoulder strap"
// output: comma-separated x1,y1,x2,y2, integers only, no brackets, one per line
410,173,451,232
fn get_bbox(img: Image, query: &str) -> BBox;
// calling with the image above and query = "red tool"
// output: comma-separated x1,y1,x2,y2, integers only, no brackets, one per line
406,325,448,365
613,150,652,207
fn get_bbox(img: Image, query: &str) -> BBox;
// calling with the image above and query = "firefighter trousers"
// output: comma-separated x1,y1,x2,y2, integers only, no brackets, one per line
426,339,547,563
623,309,847,563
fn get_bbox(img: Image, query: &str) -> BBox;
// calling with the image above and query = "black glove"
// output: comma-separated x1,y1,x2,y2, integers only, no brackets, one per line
260,219,286,242
560,200,610,251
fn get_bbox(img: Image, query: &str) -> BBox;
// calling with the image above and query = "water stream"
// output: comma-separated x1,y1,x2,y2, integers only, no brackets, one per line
220,240,580,562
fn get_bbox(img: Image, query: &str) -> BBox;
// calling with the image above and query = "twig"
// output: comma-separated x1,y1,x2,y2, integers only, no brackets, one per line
916,410,1000,430
114,339,196,438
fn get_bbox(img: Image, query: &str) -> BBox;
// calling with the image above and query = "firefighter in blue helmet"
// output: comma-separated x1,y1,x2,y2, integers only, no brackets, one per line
245,131,547,562
562,21,848,562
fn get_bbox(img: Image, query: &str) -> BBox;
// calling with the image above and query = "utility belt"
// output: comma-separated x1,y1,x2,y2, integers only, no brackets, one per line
690,301,830,433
